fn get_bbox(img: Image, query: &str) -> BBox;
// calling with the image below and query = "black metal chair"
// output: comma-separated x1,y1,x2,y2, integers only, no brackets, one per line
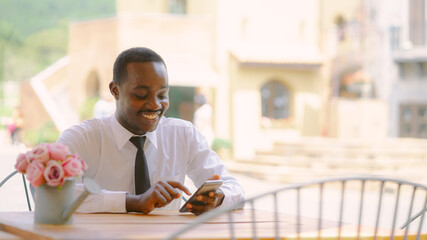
167,175,427,240
0,170,32,211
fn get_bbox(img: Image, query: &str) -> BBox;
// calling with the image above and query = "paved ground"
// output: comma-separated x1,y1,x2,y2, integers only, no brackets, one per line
0,130,30,212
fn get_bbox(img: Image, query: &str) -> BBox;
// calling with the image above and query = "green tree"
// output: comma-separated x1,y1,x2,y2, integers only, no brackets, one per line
0,21,22,107
0,0,115,84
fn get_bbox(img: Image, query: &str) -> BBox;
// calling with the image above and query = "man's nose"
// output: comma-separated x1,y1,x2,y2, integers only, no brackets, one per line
146,96,161,109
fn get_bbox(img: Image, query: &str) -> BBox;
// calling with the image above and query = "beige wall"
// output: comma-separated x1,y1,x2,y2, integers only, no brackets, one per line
187,0,215,15
116,0,167,14
319,0,362,53
68,18,119,113
116,0,216,16
328,98,388,139
116,14,213,59
228,53,325,159
233,64,324,135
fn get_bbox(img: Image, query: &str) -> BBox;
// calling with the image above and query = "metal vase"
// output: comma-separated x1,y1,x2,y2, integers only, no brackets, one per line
34,179,75,225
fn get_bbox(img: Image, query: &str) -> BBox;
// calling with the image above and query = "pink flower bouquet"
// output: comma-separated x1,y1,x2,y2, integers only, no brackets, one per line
15,142,87,187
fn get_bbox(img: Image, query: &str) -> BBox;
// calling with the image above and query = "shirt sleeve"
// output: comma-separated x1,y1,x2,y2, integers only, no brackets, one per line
185,124,246,210
75,183,127,213
58,122,128,213
57,125,92,166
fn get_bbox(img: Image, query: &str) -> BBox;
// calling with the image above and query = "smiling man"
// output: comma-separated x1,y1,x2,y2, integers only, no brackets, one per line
57,47,245,215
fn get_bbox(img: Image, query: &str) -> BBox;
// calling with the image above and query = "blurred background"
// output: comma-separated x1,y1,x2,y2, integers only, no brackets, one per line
1,0,427,212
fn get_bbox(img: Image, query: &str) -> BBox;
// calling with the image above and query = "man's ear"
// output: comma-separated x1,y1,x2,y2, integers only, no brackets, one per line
109,81,119,100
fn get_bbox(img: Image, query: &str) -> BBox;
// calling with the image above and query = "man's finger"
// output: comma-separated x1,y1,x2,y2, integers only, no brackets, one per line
209,191,224,198
188,201,215,215
197,194,216,203
160,181,181,199
166,181,192,195
157,183,175,202
208,174,220,180
153,191,168,207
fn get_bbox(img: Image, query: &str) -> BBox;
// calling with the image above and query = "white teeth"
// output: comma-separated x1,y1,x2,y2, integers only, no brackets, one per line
143,113,158,120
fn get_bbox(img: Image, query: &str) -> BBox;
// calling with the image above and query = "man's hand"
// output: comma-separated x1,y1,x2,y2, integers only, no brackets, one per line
126,181,191,214
186,174,225,216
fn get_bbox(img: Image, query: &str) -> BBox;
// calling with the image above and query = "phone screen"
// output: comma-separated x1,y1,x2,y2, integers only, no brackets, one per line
179,180,223,213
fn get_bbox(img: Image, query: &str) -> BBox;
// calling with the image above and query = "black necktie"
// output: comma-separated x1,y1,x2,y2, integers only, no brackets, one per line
130,136,151,195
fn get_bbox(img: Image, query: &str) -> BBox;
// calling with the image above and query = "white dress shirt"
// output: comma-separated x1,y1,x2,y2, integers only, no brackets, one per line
57,114,245,213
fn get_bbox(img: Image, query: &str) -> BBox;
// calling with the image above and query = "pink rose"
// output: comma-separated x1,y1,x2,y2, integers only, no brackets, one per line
15,153,31,174
44,160,65,187
26,161,45,187
62,155,85,177
47,142,71,162
29,144,50,164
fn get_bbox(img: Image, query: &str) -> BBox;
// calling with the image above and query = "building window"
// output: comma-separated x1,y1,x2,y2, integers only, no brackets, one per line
169,0,186,14
400,104,427,138
398,62,427,80
261,81,290,119
409,0,425,46
389,26,401,51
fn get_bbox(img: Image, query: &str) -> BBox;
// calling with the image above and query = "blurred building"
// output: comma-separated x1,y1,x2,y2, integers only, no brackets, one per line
22,0,402,160
386,0,427,139
332,0,427,140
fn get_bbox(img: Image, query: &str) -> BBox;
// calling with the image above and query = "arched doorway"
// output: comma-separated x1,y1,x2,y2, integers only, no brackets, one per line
261,80,290,119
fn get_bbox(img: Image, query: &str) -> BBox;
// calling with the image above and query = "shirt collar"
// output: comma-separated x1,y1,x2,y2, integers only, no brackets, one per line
110,114,159,150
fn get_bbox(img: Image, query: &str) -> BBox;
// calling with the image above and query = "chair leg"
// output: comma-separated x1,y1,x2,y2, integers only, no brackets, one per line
21,174,32,211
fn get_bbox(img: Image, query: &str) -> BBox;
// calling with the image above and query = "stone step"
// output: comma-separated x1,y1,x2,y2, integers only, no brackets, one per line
253,151,427,169
258,137,427,162
227,137,427,184
269,145,427,159
224,159,427,185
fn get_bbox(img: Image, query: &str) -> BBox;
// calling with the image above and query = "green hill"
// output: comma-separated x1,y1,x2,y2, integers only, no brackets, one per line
0,0,115,36
0,0,116,83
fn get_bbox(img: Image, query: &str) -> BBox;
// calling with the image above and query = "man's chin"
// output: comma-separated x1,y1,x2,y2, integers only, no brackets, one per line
134,116,162,133
139,124,159,133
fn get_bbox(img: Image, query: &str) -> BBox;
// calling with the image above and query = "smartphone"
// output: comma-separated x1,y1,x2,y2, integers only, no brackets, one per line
179,180,223,213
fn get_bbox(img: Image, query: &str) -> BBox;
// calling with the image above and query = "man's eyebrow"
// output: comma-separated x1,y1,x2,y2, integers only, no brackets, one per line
133,85,149,90
133,85,168,90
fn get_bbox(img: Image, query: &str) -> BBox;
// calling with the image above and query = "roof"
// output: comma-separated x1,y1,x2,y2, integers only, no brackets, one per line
230,43,324,69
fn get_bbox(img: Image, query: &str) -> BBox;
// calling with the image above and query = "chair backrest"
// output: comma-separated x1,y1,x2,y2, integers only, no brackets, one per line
0,170,32,211
167,175,427,240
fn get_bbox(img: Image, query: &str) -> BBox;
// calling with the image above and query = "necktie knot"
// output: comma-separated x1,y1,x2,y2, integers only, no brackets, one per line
130,136,146,150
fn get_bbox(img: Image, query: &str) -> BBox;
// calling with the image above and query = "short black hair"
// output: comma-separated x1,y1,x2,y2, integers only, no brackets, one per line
112,47,166,85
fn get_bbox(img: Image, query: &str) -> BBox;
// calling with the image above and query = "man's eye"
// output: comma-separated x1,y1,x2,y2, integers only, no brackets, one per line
134,94,147,99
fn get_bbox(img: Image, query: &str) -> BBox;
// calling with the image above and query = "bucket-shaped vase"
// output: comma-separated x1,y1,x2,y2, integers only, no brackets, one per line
34,179,75,225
